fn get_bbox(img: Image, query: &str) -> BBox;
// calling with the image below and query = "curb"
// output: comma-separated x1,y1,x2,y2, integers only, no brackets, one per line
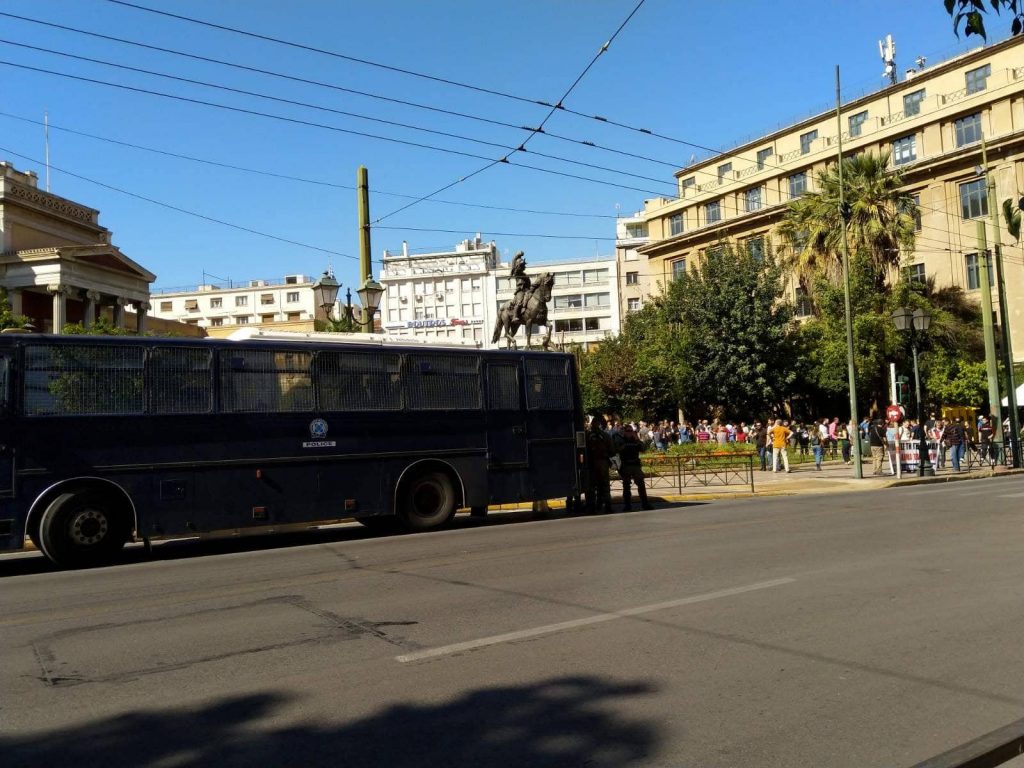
883,467,1024,488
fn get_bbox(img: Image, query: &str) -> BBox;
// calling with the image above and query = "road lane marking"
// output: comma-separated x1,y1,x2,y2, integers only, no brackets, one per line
395,577,796,663
997,492,1024,498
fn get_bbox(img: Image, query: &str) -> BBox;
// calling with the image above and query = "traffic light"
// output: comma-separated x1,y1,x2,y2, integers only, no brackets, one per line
896,375,910,405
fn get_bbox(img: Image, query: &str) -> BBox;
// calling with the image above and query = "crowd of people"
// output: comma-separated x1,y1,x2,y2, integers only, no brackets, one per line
588,411,1022,483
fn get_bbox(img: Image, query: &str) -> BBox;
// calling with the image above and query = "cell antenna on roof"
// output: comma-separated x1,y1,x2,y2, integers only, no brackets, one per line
879,34,897,85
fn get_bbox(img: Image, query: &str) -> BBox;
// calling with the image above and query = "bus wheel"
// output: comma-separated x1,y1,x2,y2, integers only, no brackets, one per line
400,471,456,532
38,492,128,569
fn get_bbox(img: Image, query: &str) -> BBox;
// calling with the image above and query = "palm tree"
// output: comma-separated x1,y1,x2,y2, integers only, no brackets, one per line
778,151,917,298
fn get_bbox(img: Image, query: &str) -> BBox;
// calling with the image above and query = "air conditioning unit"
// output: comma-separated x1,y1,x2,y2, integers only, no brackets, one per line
415,295,423,302
249,280,266,287
400,296,408,303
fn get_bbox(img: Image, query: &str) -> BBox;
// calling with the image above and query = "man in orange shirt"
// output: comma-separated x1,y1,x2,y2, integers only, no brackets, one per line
768,418,792,473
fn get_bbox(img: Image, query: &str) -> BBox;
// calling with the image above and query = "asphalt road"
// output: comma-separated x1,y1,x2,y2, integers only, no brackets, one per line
3,476,1024,768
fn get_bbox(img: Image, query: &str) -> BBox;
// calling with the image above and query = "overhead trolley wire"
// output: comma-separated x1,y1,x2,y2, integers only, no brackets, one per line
372,0,648,224
0,12,687,172
0,59,671,198
0,145,356,260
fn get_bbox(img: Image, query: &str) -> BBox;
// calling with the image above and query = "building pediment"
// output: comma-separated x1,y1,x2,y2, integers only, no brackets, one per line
3,244,156,283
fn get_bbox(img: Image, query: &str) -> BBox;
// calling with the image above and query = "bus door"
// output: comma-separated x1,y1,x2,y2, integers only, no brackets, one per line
485,362,528,495
0,353,12,497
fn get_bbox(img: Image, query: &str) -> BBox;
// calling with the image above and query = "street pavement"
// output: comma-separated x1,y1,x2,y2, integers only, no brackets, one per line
3,474,1024,767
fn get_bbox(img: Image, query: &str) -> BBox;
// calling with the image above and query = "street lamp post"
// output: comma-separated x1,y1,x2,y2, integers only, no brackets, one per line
311,271,384,333
892,306,935,477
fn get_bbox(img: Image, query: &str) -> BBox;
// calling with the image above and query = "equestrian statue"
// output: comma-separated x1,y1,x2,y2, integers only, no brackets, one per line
491,251,555,350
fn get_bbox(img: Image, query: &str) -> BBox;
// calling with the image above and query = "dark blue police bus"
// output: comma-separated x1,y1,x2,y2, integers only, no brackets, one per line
0,332,585,568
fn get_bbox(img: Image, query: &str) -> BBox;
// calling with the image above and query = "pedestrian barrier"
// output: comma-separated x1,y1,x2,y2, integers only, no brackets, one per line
615,452,756,495
890,440,1014,473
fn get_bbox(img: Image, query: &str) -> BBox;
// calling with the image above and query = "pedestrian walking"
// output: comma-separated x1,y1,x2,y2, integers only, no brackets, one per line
945,417,966,471
836,421,851,464
753,421,768,470
868,413,888,475
809,426,823,470
768,419,792,473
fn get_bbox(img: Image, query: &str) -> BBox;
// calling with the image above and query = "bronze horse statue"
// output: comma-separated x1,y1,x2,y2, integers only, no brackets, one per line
491,272,555,350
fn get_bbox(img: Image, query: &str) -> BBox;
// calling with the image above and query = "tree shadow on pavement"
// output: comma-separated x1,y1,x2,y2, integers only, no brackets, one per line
1,676,661,768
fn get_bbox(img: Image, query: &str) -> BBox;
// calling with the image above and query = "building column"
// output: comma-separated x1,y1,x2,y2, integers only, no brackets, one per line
7,288,23,316
47,284,67,333
84,290,101,329
136,301,150,335
113,297,127,329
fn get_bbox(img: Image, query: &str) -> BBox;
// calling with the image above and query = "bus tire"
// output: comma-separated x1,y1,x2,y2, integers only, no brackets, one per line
38,491,128,569
399,471,456,532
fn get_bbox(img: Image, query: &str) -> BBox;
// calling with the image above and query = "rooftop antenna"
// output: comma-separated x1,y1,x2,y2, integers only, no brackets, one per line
879,34,896,85
915,55,926,70
44,110,50,192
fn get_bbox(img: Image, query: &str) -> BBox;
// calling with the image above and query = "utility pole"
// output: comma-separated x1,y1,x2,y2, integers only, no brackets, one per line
976,221,1002,434
357,165,372,333
836,66,862,478
982,137,1021,467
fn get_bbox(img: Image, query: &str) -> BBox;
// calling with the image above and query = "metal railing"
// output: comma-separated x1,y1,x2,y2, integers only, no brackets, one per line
615,453,756,494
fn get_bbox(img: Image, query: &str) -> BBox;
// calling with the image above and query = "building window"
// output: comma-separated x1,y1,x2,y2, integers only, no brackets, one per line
717,162,732,182
909,194,922,231
959,179,988,219
235,295,248,307
892,135,917,166
756,147,773,170
554,318,584,333
681,177,696,196
704,200,721,224
184,300,199,312
210,317,224,327
627,297,640,311
584,293,610,308
583,269,607,284
800,130,818,155
625,223,647,238
260,293,274,305
795,286,812,317
235,316,250,325
965,252,992,290
210,297,223,309
903,88,926,117
965,63,991,95
626,271,639,285
744,187,762,212
286,312,301,321
286,291,299,303
848,111,868,137
904,263,926,285
788,171,807,198
746,236,765,261
554,294,584,310
671,259,687,281
285,275,299,284
954,113,982,147
261,314,275,323
669,213,684,235
159,301,172,312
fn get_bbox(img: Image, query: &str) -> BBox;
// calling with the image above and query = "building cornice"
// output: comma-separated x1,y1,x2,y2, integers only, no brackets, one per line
672,35,1024,180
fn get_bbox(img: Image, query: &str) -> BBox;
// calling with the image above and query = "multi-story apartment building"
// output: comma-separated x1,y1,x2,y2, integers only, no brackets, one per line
379,236,498,345
492,255,620,351
149,274,321,335
615,212,652,323
638,35,1024,360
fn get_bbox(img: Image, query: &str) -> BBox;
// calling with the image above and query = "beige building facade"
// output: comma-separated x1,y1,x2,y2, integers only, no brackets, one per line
0,162,155,332
638,35,1024,361
614,212,651,323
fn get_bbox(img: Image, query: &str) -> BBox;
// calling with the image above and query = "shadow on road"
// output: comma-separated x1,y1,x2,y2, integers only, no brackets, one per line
1,676,661,768
0,501,704,578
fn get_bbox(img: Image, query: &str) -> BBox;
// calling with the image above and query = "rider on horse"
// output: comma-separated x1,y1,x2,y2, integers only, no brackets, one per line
509,251,530,321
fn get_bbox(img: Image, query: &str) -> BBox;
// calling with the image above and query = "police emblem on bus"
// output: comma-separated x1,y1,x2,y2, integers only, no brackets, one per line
310,419,328,439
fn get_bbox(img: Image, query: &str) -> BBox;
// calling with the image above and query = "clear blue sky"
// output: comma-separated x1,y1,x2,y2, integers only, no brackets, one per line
0,0,991,293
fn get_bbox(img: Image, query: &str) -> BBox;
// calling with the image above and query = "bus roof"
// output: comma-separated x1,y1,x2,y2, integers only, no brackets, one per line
226,327,483,349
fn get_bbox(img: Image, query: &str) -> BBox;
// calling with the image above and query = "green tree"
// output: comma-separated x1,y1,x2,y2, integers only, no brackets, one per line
778,151,917,297
0,289,30,331
660,242,796,418
944,0,1024,38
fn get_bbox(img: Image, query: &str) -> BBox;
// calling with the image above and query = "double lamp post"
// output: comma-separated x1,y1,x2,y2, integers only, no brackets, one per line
891,306,935,477
312,270,384,333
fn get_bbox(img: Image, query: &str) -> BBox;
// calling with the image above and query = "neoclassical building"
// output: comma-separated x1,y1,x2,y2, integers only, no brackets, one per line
0,162,155,332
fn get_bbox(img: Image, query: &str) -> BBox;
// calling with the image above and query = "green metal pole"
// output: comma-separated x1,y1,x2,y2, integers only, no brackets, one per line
976,221,1002,429
836,66,862,478
357,165,372,333
982,137,1021,467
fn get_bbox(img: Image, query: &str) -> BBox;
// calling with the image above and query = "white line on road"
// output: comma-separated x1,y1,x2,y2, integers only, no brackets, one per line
997,492,1024,498
395,577,796,663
